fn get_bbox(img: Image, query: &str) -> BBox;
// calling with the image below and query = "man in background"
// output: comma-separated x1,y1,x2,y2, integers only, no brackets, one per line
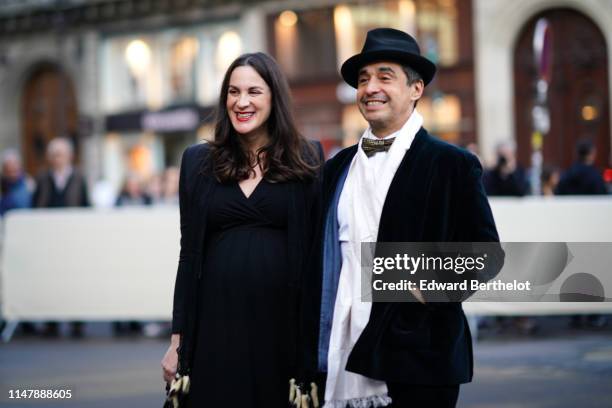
1,149,34,335
33,138,89,208
556,139,607,195
0,149,32,216
33,137,89,338
483,141,529,196
556,139,608,328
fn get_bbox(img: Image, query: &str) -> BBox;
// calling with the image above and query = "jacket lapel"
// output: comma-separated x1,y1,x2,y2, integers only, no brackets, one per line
352,129,431,365
377,128,429,243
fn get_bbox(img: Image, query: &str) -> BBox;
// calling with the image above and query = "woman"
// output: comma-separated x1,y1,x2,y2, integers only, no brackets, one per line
115,173,152,207
161,52,322,407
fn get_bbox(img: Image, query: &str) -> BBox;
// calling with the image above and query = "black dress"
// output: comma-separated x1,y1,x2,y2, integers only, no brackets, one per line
188,179,291,407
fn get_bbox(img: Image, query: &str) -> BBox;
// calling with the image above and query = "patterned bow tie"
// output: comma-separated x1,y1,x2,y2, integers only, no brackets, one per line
361,137,396,157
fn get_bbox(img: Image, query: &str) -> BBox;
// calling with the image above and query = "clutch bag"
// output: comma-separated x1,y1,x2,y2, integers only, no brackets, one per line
163,374,190,408
289,378,320,408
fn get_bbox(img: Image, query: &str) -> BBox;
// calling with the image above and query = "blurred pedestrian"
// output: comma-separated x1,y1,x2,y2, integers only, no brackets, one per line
541,166,560,196
161,52,322,407
115,173,152,207
33,138,89,208
33,137,89,338
144,168,179,337
161,166,179,205
148,167,179,206
113,172,151,336
1,149,35,335
555,139,607,195
557,140,608,328
0,149,32,216
145,173,164,205
488,160,559,334
483,141,529,196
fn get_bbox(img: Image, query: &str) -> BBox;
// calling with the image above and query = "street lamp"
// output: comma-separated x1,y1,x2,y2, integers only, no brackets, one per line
125,39,151,103
125,39,151,77
279,10,298,27
216,31,242,72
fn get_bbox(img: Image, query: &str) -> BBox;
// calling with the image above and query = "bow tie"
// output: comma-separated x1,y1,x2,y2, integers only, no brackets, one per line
361,137,396,157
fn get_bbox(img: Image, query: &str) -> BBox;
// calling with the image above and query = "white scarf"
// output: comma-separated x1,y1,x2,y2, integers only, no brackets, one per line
324,111,423,408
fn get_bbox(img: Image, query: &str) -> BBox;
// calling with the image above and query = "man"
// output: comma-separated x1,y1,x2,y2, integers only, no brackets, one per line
483,141,529,196
555,139,607,329
555,139,607,195
33,137,89,338
301,28,501,407
0,149,32,216
1,149,34,335
33,138,89,209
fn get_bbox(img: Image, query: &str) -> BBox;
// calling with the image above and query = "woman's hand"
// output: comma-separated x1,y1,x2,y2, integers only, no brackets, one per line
162,334,181,383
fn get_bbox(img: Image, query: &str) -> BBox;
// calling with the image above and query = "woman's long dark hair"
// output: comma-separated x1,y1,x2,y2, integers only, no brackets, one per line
206,52,319,183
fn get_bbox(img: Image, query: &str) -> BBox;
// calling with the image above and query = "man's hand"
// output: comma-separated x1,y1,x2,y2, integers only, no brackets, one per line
162,334,180,383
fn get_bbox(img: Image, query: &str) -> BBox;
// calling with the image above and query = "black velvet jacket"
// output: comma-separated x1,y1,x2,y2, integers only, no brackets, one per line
171,142,322,374
301,128,503,385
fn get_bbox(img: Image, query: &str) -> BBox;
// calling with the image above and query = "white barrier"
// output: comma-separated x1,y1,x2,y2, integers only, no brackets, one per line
465,196,612,315
1,208,179,322
486,196,612,242
1,197,612,331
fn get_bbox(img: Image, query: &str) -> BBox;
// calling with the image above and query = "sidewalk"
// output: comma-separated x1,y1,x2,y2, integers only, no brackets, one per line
1,321,611,407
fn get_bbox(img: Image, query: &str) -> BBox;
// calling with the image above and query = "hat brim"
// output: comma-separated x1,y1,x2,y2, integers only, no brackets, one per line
341,50,436,88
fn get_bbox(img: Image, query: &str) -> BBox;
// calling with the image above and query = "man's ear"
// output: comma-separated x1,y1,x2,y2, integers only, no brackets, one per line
410,80,424,102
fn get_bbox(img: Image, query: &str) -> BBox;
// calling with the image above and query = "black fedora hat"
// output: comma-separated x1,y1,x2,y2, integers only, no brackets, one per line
341,28,436,88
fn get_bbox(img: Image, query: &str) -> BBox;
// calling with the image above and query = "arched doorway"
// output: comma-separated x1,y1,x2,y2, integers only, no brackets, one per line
513,8,610,171
21,64,79,176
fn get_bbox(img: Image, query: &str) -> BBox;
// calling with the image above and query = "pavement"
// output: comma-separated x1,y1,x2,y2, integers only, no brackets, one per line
0,319,611,407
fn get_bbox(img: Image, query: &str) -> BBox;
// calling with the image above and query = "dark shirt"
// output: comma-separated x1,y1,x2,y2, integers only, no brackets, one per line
555,163,607,195
483,167,529,196
48,181,70,207
33,170,90,208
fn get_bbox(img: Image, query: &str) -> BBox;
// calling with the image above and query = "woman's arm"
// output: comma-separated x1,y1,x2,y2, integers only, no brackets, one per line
162,146,195,382
171,146,195,334
162,334,181,382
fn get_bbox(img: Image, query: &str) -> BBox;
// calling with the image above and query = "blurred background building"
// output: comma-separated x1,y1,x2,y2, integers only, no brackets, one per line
1,5,612,403
0,0,610,195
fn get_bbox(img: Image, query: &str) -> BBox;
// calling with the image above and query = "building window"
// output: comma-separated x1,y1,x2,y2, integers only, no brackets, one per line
169,36,199,102
269,0,468,152
419,93,462,142
416,0,458,66
100,23,243,113
102,36,160,112
100,23,242,196
333,0,459,69
273,8,338,81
